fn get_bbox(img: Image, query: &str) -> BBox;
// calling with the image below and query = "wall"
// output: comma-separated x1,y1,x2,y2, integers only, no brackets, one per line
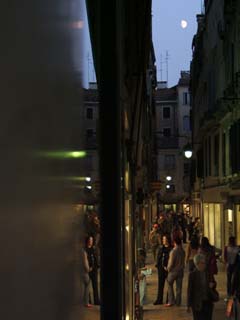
0,1,85,319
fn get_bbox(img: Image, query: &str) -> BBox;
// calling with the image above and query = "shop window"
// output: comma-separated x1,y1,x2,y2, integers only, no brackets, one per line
204,204,209,238
209,204,215,245
203,203,222,248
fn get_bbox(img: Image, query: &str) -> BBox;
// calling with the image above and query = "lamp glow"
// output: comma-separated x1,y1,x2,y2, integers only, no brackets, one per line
166,176,172,181
184,150,193,159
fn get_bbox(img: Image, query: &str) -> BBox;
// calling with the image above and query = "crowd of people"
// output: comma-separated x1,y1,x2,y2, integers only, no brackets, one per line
148,210,240,320
79,208,240,319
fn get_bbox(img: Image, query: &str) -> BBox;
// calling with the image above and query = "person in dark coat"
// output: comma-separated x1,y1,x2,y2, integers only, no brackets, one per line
85,235,100,305
224,236,240,298
187,253,215,320
153,234,172,305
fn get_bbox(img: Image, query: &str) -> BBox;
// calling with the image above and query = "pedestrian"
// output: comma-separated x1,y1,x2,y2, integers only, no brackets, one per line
165,237,185,307
81,236,92,308
171,224,183,243
85,235,100,305
198,237,218,282
230,250,240,318
153,234,172,305
149,224,161,262
186,235,200,272
187,253,215,320
187,217,194,241
224,236,240,299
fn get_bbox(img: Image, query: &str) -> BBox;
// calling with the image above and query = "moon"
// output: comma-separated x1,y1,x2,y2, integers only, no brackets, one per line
181,20,188,29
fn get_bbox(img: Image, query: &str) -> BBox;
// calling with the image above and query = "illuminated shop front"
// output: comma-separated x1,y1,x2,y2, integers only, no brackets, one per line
203,203,222,249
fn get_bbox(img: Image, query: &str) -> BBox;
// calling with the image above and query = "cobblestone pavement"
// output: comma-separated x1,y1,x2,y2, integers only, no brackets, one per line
143,246,228,320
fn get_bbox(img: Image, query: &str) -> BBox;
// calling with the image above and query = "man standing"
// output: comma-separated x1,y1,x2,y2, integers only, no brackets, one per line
166,237,185,306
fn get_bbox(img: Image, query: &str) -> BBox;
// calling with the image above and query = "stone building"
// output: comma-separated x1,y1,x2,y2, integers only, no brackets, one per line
190,0,240,250
155,71,191,213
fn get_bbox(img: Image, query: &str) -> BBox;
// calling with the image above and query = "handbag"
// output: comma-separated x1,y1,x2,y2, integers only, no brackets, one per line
208,287,220,302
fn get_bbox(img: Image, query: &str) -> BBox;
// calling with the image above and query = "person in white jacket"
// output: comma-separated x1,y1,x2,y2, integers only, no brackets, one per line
165,237,185,307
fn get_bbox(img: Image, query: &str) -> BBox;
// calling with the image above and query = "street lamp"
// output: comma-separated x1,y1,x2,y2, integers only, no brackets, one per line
183,143,193,159
166,176,172,181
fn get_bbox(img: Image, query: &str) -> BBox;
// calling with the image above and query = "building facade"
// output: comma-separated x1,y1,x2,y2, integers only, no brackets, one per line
190,0,240,250
155,72,191,214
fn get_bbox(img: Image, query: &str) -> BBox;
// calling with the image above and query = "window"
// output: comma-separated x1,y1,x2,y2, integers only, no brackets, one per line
86,129,94,138
183,92,188,105
183,115,190,131
164,155,175,169
163,128,171,137
163,107,170,119
86,107,93,119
